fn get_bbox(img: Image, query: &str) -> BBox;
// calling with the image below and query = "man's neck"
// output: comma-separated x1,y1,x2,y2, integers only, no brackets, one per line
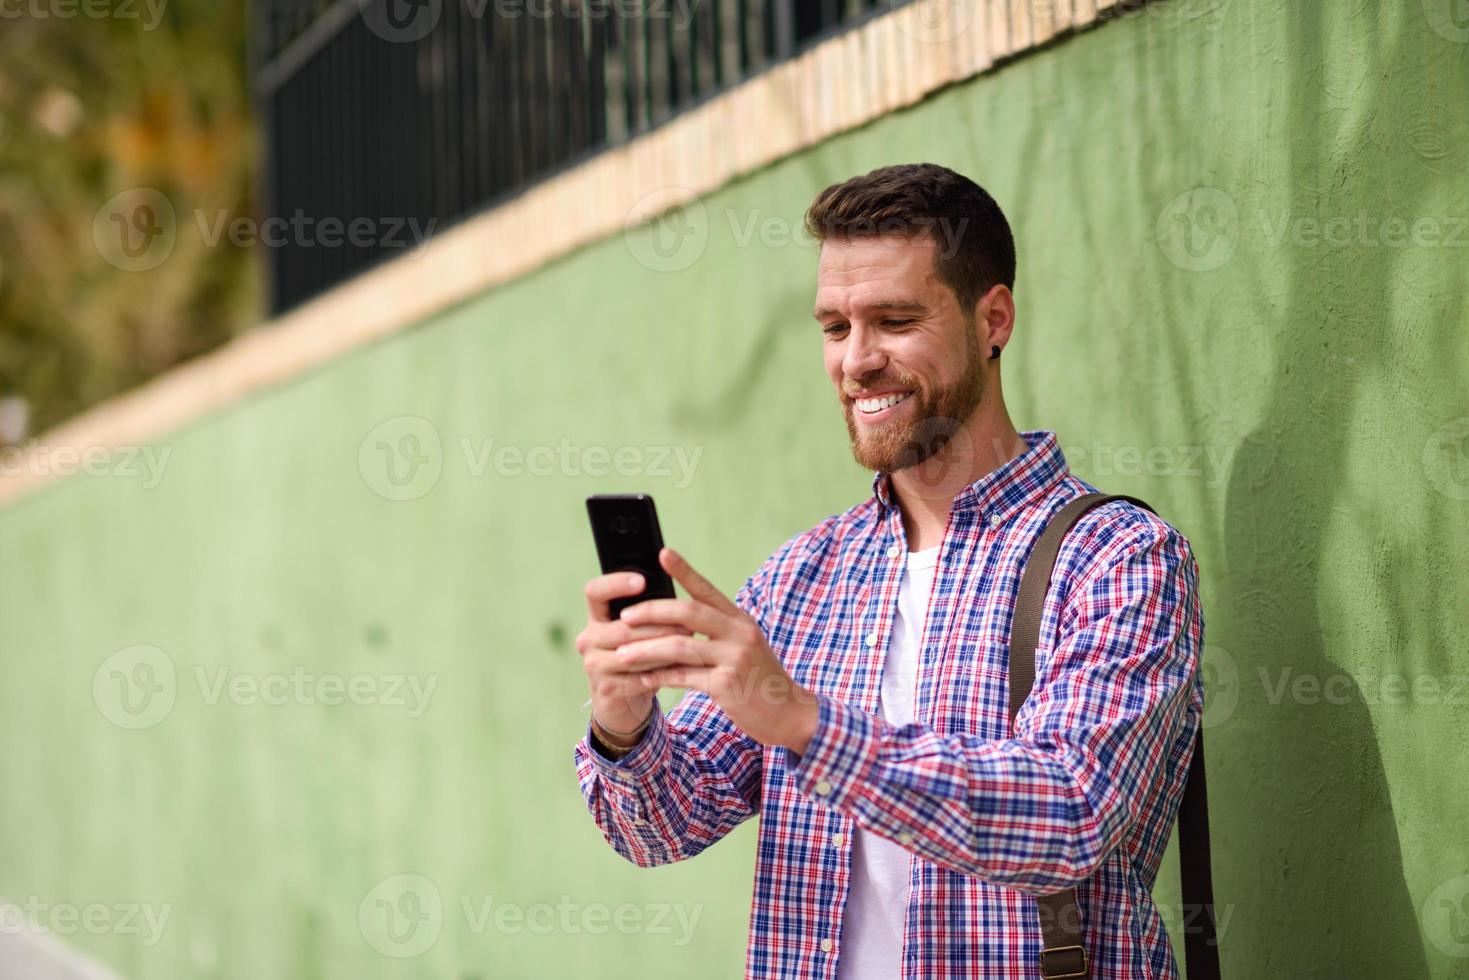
888,407,1025,552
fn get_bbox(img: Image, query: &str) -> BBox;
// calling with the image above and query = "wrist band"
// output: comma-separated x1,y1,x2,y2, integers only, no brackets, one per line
592,702,655,740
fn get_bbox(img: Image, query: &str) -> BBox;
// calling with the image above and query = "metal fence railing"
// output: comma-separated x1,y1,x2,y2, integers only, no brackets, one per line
251,0,897,314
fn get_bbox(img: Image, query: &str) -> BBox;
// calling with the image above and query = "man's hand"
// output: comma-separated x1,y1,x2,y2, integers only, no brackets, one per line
613,547,820,754
576,570,695,741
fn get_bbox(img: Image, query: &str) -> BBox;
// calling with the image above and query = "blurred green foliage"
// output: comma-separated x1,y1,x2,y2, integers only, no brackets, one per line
0,0,261,438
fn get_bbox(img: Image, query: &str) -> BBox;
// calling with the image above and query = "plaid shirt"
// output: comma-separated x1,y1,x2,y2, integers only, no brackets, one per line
573,429,1205,979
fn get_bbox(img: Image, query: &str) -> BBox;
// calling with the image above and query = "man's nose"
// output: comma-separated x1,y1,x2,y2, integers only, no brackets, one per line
842,324,886,381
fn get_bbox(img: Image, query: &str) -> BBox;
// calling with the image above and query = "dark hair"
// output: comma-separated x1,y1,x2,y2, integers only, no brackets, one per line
803,163,1016,315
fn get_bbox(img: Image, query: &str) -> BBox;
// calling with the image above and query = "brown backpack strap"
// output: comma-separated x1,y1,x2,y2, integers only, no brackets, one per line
1009,493,1221,980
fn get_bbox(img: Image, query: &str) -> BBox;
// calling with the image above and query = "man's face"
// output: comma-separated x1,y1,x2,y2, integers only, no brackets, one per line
813,233,987,474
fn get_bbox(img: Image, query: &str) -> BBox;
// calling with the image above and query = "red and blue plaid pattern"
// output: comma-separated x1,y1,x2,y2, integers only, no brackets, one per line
574,429,1205,979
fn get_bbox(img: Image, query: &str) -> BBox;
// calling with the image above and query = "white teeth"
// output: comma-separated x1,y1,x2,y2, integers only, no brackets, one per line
856,391,912,414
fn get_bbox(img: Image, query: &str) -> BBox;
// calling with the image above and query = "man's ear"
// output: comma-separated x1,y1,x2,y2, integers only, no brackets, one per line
974,283,1015,353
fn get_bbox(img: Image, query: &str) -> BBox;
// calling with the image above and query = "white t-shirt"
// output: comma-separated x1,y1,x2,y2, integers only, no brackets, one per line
837,543,940,978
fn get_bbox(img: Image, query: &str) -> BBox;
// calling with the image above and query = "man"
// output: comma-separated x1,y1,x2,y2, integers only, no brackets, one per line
573,163,1205,979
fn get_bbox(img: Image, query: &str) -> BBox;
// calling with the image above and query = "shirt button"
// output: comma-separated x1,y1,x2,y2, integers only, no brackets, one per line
820,938,834,953
865,631,877,647
989,513,1001,526
897,831,914,845
886,544,899,558
814,779,833,796
831,832,845,847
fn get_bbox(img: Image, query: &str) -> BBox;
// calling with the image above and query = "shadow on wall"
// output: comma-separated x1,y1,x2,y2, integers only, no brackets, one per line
1199,3,1462,976
1219,437,1431,976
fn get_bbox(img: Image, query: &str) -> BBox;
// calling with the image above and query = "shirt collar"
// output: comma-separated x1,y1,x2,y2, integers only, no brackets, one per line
868,429,1069,524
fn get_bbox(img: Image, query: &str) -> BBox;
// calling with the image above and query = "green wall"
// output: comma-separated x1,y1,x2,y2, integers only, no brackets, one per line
2,1,1467,977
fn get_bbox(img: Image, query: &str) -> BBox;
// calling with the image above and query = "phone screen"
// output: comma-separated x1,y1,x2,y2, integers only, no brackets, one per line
586,494,678,619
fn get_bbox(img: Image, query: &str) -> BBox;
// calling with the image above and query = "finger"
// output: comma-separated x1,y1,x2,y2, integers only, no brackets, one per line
582,620,692,654
618,596,727,637
584,571,648,623
632,623,695,639
635,666,716,692
657,547,742,617
615,634,721,673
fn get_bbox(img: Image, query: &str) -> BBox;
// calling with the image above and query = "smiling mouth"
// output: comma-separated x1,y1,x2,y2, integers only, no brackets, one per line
854,390,914,415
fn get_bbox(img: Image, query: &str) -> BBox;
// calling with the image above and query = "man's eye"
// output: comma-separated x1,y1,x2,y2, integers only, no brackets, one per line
882,318,914,327
823,323,848,335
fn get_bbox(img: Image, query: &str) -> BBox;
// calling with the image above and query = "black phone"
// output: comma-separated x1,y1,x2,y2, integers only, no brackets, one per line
586,493,678,619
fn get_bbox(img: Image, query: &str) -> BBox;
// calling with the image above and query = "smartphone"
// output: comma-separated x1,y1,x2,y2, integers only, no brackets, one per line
586,493,678,620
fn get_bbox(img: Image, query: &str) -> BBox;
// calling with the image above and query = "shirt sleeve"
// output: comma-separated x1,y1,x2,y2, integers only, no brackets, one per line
781,517,1205,895
572,570,768,868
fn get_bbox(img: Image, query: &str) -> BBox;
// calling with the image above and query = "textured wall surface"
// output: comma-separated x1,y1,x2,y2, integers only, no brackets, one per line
2,2,1468,977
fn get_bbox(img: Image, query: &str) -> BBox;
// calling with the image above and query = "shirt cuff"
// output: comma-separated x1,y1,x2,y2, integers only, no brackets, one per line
581,695,670,783
784,693,882,812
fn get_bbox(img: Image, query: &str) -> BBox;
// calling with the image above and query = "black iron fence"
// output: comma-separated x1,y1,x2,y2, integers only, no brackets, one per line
252,0,900,313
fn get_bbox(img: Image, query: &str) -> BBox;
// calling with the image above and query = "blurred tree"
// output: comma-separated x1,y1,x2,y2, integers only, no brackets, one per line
0,0,261,440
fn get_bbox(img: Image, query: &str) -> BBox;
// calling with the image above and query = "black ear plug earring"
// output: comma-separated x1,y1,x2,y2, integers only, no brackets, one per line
990,345,1001,360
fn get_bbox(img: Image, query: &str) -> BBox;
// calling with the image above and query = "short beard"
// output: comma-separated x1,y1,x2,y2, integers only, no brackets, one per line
842,325,986,474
